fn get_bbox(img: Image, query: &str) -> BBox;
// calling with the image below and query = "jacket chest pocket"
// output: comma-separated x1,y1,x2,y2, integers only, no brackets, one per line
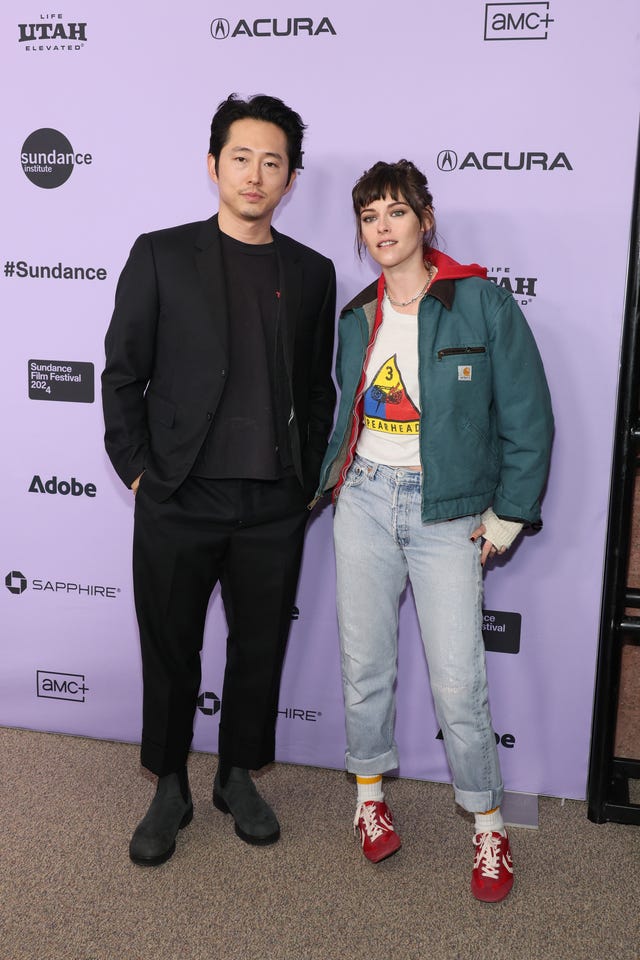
432,345,490,395
436,345,487,361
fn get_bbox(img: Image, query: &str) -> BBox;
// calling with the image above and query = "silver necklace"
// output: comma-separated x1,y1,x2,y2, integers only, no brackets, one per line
385,268,432,307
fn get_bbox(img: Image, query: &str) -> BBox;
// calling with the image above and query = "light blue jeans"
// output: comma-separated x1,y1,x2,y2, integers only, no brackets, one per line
334,456,503,813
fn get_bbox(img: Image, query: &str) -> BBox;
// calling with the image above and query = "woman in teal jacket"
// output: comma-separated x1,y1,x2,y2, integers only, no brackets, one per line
317,160,553,903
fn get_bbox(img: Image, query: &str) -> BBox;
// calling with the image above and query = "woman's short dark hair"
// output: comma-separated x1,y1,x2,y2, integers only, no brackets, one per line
209,93,306,180
352,159,437,258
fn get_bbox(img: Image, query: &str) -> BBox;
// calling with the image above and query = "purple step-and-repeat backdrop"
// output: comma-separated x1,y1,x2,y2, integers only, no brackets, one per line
2,1,639,800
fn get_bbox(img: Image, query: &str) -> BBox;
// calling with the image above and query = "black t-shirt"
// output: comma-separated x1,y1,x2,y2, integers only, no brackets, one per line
191,232,290,479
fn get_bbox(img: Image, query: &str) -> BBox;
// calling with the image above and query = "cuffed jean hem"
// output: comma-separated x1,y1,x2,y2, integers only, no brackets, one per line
345,746,399,777
335,456,503,805
454,783,504,814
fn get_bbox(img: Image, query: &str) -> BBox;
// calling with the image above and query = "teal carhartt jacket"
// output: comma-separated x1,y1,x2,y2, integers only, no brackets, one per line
316,250,553,526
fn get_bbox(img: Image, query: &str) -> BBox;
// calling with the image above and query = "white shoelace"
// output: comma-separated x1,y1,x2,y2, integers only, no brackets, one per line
473,831,503,879
354,801,391,841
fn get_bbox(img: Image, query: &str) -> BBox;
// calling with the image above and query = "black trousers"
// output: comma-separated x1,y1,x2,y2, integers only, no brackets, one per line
132,475,309,777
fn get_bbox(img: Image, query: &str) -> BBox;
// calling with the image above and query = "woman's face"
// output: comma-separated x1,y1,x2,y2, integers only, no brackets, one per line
358,193,430,271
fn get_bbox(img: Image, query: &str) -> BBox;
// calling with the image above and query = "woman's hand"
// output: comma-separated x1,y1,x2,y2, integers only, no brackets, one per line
470,523,506,566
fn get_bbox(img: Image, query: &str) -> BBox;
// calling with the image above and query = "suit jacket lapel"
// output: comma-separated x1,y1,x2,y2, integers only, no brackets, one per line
195,214,229,360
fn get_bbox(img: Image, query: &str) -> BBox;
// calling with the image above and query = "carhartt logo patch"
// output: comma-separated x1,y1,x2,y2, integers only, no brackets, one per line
458,365,472,381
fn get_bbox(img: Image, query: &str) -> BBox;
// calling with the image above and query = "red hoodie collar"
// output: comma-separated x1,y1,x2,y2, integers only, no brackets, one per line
341,250,487,316
426,249,487,281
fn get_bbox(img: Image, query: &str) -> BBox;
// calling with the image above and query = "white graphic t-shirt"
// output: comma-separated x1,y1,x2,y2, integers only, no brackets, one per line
356,299,422,466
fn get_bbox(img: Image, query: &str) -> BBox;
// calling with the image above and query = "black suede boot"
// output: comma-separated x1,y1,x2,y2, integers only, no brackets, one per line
129,770,193,866
213,766,280,845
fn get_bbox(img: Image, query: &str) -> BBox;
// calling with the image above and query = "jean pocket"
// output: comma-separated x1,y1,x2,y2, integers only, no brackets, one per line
343,463,367,489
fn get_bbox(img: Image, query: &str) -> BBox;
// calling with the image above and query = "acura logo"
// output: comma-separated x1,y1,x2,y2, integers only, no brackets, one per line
209,16,336,39
210,18,230,39
437,150,458,171
437,148,571,172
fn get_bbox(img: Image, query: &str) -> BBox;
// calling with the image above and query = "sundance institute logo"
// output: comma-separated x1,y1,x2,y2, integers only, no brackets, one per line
21,128,92,188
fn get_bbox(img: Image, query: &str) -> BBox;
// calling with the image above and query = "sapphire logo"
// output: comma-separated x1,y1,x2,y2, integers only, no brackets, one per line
37,670,89,702
277,706,321,721
210,18,230,39
4,569,119,599
197,691,221,716
485,2,554,40
209,16,336,38
5,571,27,595
21,129,92,188
436,149,571,172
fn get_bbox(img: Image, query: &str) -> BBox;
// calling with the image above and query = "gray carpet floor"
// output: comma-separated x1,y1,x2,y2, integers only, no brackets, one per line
1,726,639,960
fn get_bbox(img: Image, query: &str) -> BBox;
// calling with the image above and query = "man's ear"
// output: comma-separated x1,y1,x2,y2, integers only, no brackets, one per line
283,169,297,195
207,153,218,184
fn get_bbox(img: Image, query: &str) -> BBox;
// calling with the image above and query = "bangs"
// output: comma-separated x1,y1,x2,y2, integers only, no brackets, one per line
352,170,407,213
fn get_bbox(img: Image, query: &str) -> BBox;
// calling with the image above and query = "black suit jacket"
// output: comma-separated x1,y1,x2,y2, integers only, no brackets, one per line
101,215,336,502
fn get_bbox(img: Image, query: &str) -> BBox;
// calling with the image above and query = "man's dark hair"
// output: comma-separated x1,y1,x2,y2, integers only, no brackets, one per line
209,93,306,180
352,159,438,258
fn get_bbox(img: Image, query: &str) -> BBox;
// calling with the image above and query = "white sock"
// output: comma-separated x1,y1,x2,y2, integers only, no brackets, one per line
474,808,506,836
356,775,384,804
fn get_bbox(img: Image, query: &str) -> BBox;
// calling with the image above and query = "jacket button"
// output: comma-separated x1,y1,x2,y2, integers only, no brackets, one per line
206,412,212,421
220,369,226,377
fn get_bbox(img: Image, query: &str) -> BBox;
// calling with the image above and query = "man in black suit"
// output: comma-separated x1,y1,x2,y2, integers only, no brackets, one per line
102,94,336,865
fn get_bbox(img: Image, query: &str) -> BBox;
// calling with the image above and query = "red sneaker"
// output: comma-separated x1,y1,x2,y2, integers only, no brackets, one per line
354,800,401,863
471,830,514,902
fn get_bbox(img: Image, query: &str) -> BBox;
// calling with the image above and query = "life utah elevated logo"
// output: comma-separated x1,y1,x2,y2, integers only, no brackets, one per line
210,15,336,38
18,13,87,52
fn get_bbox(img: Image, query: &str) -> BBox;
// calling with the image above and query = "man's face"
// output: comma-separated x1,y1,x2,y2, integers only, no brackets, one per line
208,118,295,231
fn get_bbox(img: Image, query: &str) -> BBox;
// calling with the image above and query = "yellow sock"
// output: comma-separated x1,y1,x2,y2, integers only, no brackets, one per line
356,775,383,803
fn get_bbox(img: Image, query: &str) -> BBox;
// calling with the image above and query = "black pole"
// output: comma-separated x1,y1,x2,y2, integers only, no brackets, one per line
587,121,640,822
